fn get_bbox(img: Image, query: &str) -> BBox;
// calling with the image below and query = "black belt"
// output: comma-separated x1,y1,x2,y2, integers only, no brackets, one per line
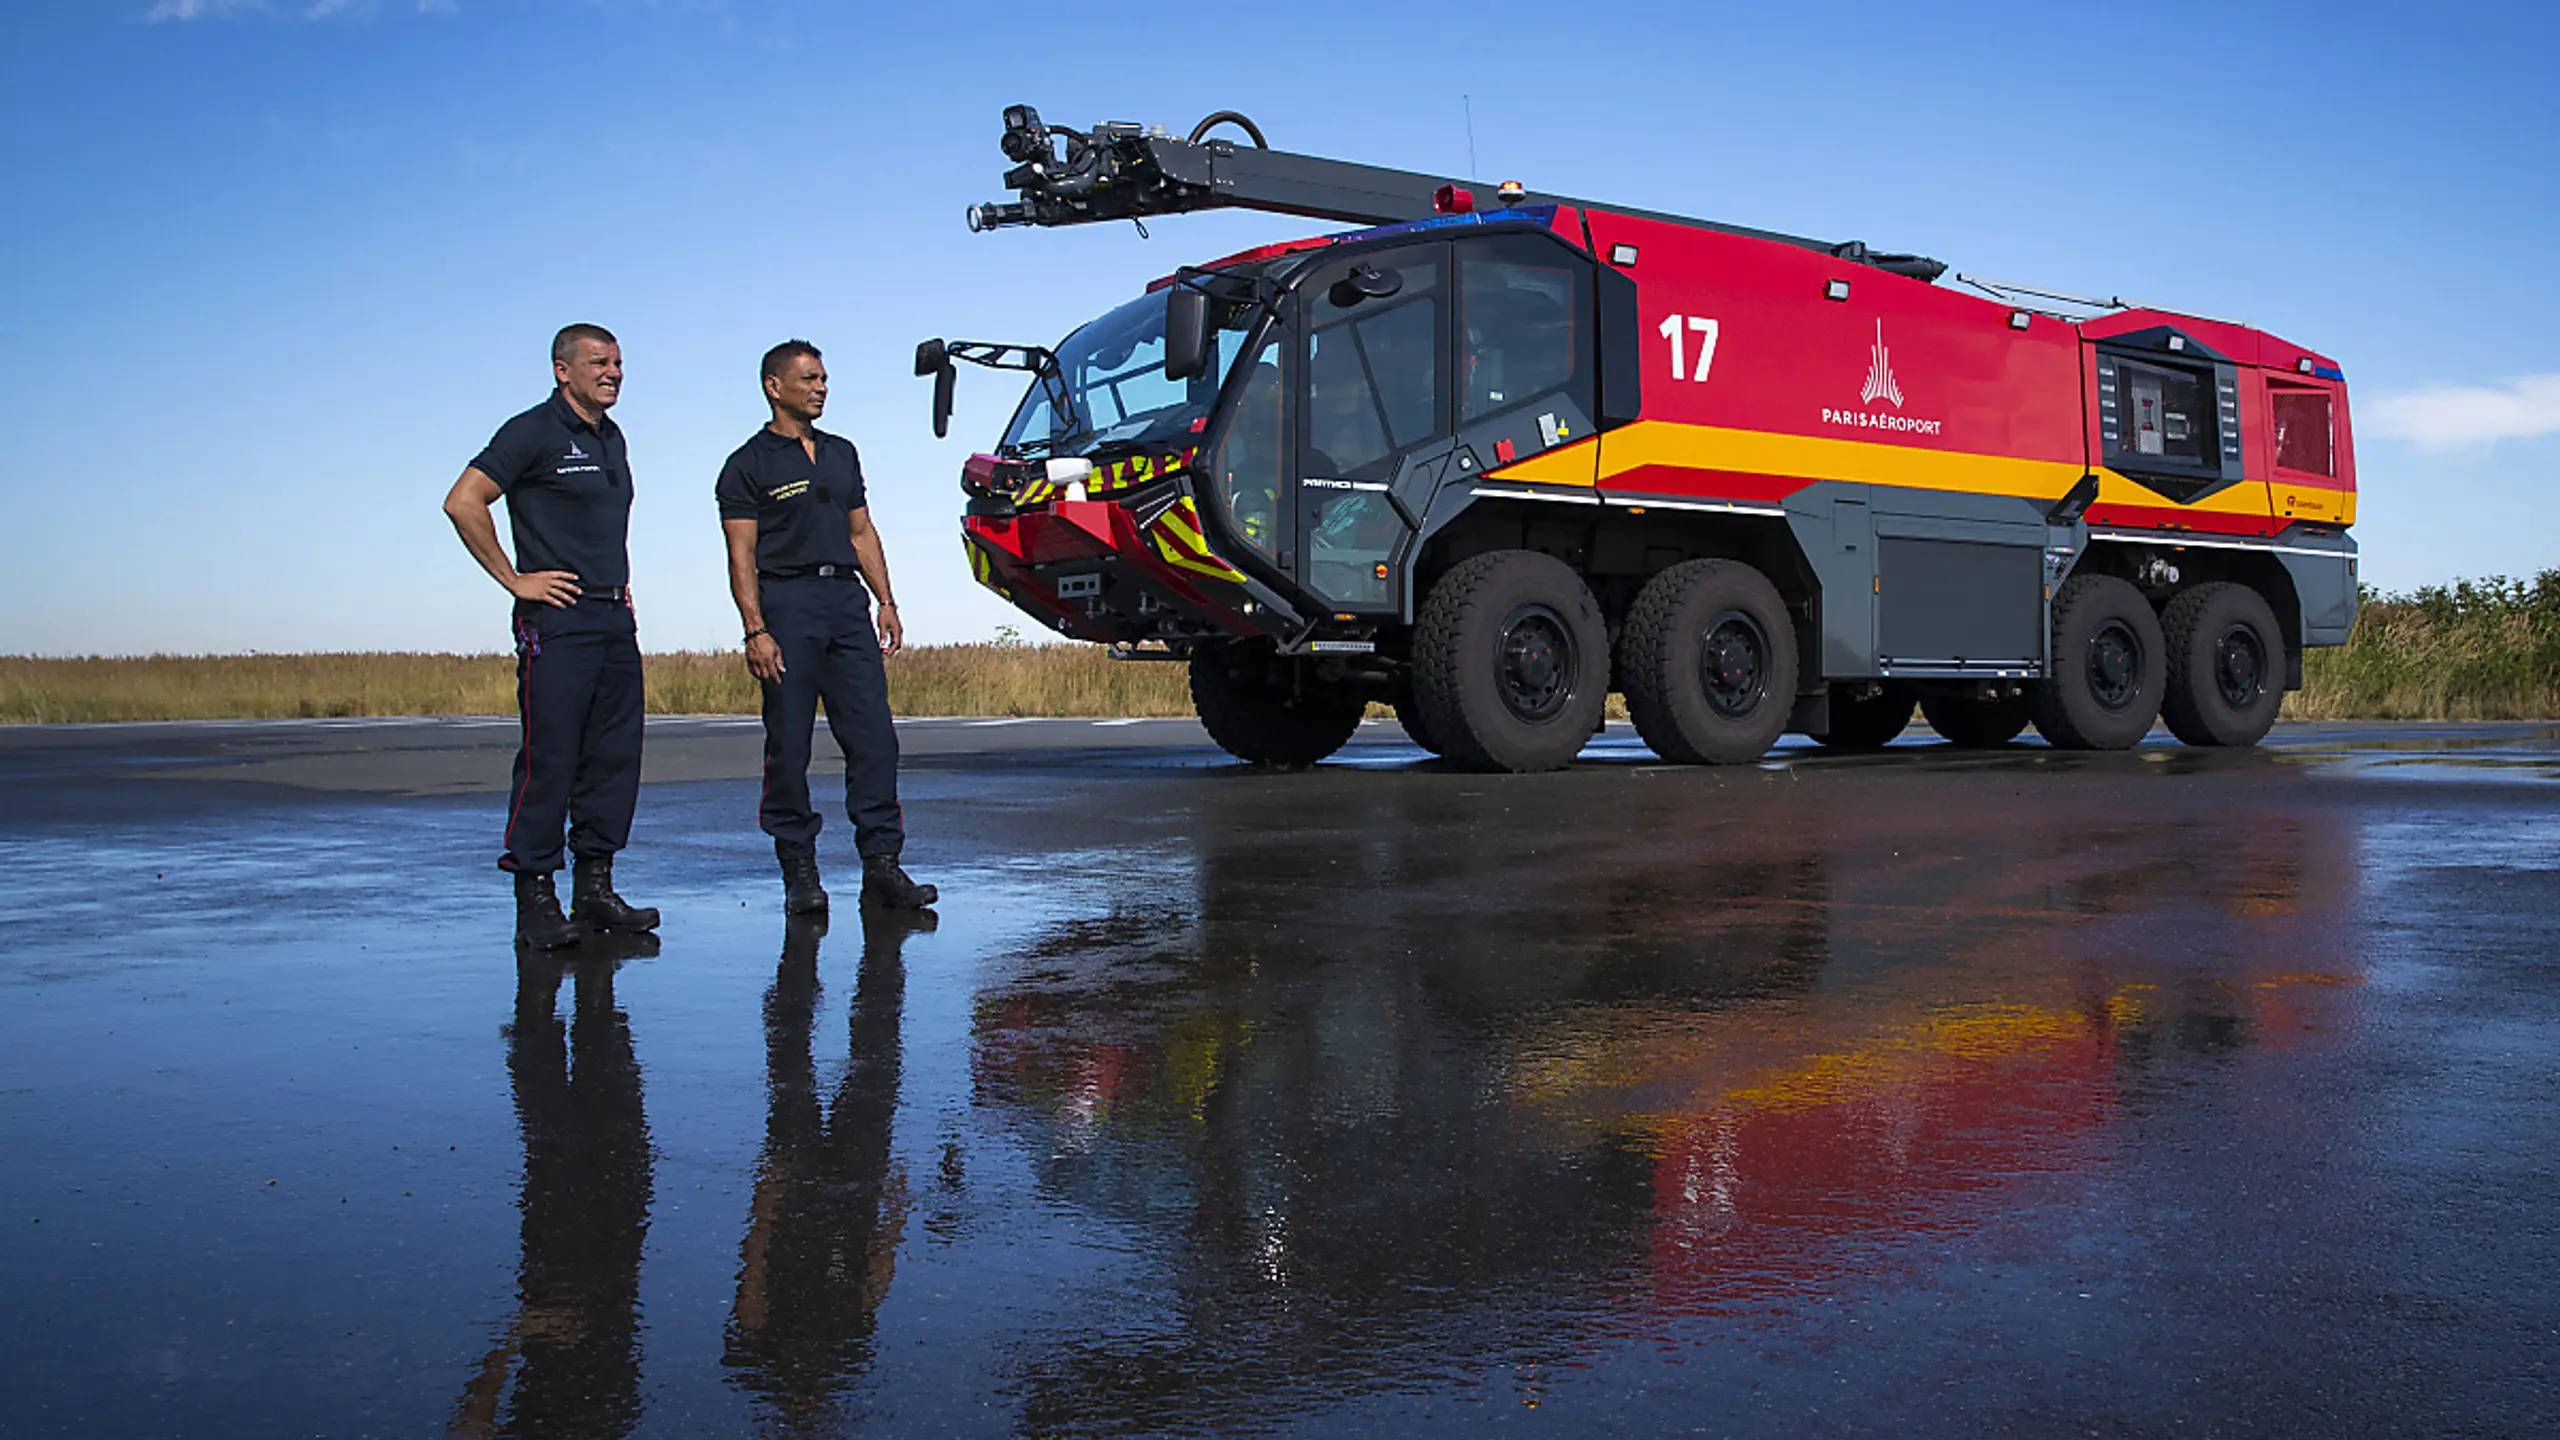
578,586,630,602
763,564,862,581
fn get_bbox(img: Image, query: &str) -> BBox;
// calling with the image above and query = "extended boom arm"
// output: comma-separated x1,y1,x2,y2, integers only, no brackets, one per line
966,105,1946,283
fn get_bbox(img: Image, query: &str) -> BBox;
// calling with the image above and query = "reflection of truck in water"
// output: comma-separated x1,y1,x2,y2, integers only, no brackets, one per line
923,108,2360,771
963,789,2360,1426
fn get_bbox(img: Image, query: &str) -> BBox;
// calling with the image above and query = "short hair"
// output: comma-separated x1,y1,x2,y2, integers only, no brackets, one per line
762,339,822,386
552,323,617,367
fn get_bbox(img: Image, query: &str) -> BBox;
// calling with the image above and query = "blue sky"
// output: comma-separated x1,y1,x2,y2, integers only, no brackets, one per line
1,0,2553,655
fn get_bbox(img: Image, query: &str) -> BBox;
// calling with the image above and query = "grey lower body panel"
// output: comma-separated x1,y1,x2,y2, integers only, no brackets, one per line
1787,482,2052,679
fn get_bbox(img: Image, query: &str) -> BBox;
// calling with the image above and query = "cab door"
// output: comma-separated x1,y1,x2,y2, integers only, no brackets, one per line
1294,243,1450,613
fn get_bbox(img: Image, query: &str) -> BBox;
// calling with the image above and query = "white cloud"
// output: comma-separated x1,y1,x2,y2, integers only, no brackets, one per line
2366,374,2560,450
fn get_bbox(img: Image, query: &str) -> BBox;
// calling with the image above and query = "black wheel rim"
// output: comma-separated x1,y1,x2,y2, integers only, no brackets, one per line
2214,623,2266,708
2087,620,2142,711
1496,604,1576,723
1699,608,1769,719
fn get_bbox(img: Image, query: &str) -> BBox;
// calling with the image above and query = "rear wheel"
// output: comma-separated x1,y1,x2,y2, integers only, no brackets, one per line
1188,639,1366,769
1410,551,1611,773
1920,689,2032,748
1619,559,1800,765
2030,574,2166,750
2160,582,2285,747
1820,682,1914,750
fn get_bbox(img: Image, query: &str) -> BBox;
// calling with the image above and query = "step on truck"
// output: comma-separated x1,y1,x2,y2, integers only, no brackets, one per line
919,106,2358,771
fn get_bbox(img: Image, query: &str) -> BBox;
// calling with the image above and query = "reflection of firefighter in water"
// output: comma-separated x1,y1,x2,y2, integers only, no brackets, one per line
450,941,656,1440
724,908,936,1429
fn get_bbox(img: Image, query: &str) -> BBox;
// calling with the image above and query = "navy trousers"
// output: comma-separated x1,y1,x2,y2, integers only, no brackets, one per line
501,596,644,874
758,577,904,862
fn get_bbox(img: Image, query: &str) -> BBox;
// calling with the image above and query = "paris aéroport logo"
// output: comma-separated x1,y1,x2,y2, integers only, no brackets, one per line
1823,319,1942,436
1859,320,1903,407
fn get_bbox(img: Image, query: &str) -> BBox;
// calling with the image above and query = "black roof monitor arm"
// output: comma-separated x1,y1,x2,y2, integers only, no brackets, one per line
965,106,1946,284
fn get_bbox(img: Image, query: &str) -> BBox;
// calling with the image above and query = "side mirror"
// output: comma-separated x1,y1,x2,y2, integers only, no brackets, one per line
915,339,957,439
1328,263,1404,309
1164,286,1211,382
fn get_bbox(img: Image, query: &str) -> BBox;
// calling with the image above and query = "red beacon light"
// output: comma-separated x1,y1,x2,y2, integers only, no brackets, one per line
1433,184,1475,215
1496,180,1526,206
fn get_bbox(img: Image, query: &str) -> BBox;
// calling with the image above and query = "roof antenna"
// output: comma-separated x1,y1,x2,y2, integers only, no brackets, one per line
1463,95,1478,178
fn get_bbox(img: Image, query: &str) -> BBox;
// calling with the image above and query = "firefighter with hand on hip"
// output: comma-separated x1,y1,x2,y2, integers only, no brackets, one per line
441,323,661,949
718,340,937,913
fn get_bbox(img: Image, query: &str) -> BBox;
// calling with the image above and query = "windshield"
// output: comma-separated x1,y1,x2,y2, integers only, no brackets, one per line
999,265,1285,458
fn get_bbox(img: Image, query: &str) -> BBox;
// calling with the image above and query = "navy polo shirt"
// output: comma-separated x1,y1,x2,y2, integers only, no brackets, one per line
467,390,634,587
715,426,867,577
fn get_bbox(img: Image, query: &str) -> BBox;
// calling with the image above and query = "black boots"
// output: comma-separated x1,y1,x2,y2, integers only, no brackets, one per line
862,856,939,910
780,851,829,915
514,871,583,949
572,856,660,933
779,849,936,911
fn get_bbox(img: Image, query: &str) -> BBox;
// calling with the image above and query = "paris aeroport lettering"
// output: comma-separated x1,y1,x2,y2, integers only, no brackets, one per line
1820,408,1945,436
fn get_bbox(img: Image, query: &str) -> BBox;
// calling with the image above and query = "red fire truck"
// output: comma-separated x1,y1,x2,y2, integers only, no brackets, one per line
921,108,2358,772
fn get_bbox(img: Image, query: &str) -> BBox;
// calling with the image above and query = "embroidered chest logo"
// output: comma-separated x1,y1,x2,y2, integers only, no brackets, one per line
556,436,605,476
770,480,813,502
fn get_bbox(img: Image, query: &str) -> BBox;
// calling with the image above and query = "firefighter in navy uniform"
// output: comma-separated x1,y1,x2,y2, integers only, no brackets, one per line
442,323,660,948
718,340,937,912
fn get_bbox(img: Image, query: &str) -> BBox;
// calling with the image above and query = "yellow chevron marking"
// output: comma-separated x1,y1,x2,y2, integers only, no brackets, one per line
1153,532,1242,582
1149,503,1242,580
1155,509,1211,555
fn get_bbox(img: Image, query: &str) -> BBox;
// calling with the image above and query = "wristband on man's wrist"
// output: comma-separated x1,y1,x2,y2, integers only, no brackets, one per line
878,599,898,609
743,626,767,643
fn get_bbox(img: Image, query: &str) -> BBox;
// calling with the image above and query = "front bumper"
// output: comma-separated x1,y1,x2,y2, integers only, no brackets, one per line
963,492,1273,646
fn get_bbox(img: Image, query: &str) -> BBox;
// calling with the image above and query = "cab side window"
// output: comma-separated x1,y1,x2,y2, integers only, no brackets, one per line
1460,235,1591,423
1303,253,1446,480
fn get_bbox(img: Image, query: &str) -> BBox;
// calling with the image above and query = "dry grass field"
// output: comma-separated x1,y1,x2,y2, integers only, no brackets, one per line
4,572,2553,724
0,643,1196,724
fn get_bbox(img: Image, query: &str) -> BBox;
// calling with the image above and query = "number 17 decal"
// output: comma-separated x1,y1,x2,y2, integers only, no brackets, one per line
1659,314,1720,382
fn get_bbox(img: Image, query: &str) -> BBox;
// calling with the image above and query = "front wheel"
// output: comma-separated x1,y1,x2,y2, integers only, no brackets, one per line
2031,574,2166,751
2160,582,2286,747
1409,550,1611,773
1188,639,1366,769
1619,559,1800,765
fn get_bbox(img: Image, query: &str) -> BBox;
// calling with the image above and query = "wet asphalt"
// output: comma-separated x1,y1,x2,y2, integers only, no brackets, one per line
1,717,2556,1437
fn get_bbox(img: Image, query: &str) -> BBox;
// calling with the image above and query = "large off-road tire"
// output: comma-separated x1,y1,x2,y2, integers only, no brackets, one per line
1188,639,1366,769
1820,682,1914,750
2030,574,2166,750
1619,559,1800,765
1409,550,1611,773
1920,690,2033,748
2160,582,2286,748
